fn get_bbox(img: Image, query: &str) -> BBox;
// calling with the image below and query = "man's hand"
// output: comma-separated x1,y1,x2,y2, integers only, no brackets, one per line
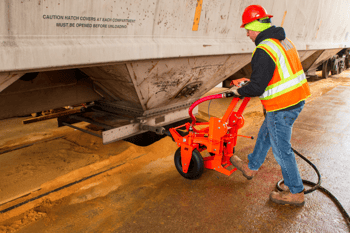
227,85,240,96
224,85,242,98
224,91,242,98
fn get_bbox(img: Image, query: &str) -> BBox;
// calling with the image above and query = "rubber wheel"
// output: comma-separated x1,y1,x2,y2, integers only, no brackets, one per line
174,147,204,180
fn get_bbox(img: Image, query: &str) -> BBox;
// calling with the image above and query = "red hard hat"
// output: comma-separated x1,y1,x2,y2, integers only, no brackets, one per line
240,5,273,28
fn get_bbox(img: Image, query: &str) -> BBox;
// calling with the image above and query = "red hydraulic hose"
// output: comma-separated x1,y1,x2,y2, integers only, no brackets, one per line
189,94,224,126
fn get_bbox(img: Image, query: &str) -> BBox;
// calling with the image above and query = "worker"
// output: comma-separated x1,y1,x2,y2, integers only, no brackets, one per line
230,5,311,207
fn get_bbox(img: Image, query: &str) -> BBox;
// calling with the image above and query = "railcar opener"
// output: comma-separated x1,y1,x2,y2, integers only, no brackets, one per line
168,79,254,179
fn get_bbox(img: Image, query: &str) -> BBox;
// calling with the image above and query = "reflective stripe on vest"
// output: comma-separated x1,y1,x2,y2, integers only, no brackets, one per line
253,38,310,111
260,71,306,100
258,40,292,80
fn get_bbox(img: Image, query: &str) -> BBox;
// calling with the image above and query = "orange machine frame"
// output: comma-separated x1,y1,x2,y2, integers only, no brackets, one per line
169,96,251,176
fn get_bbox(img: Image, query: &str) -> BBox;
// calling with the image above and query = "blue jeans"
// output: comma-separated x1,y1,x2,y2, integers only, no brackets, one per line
248,101,305,194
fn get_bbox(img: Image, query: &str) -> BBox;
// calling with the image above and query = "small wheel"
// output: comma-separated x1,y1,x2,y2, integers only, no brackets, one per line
174,147,204,180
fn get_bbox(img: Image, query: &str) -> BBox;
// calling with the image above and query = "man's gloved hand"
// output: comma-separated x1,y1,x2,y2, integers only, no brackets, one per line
227,78,251,98
227,86,239,92
232,88,240,96
224,86,243,98
227,85,240,96
224,91,242,98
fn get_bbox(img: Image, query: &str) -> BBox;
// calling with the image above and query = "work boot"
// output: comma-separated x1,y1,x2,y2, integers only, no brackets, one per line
230,155,257,180
269,190,305,207
279,183,290,192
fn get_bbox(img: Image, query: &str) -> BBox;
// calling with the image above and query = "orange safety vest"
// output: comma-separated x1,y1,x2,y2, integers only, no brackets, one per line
253,38,311,112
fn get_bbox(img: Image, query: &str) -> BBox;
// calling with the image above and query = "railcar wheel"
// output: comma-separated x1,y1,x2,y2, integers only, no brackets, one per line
331,55,340,75
346,51,350,69
322,60,330,79
331,64,339,75
174,148,204,180
339,59,345,74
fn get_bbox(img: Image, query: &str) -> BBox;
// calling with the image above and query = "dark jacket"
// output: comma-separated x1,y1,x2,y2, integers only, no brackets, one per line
237,26,286,97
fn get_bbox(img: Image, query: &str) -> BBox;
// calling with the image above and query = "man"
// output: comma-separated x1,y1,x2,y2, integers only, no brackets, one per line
230,5,311,207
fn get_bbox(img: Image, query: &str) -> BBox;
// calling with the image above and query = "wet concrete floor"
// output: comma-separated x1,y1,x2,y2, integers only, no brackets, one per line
10,86,350,232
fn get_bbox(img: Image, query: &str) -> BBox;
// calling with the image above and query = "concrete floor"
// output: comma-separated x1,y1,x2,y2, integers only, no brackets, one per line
9,84,349,233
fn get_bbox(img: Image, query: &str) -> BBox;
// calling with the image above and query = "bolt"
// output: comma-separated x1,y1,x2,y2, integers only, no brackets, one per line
214,149,216,151
218,120,221,123
183,138,186,142
228,142,231,144
218,127,220,129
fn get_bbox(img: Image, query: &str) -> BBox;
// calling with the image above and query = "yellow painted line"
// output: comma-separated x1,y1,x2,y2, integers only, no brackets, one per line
192,0,203,31
281,11,287,27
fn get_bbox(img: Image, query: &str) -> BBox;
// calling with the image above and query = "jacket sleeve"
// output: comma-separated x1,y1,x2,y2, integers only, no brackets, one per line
237,48,276,97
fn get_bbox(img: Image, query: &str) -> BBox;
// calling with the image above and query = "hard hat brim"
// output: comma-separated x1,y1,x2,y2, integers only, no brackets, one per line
240,14,273,28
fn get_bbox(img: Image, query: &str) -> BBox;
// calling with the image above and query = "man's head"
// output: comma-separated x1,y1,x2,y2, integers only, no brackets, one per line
241,5,273,41
246,29,260,42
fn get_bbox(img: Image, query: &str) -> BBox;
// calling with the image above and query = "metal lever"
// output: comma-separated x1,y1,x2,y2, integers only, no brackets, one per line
237,134,254,139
